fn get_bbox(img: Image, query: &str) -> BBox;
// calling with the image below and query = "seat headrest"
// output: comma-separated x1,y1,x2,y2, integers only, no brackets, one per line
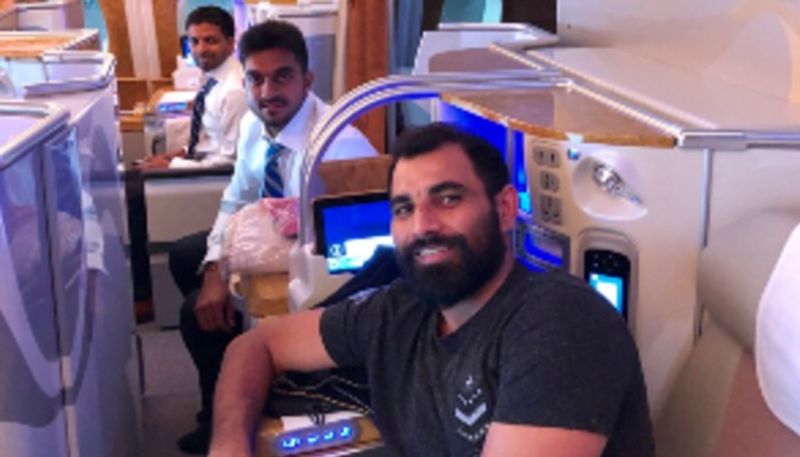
698,211,800,351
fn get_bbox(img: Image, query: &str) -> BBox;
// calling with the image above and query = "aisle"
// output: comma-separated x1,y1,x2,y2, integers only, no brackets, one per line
139,324,202,456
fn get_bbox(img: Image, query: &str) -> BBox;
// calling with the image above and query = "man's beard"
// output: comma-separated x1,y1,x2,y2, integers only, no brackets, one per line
247,96,292,130
396,210,507,311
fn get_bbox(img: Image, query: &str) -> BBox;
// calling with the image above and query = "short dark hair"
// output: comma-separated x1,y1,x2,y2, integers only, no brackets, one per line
238,20,309,72
185,6,235,39
388,122,510,197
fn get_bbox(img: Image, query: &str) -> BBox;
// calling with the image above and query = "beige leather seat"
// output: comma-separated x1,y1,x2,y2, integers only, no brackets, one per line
655,211,800,457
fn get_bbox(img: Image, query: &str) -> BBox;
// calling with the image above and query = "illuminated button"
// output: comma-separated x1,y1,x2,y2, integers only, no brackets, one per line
340,426,353,438
281,436,301,449
306,434,320,445
567,147,581,161
323,430,336,441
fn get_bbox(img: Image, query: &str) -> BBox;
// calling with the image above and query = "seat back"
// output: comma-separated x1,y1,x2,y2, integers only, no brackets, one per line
655,211,800,457
317,154,392,196
240,155,391,318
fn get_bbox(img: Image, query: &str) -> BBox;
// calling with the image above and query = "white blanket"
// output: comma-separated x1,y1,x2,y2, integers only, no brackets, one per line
756,222,800,435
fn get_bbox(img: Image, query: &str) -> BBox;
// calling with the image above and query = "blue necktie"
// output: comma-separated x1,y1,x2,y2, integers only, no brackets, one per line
261,142,285,198
187,77,218,158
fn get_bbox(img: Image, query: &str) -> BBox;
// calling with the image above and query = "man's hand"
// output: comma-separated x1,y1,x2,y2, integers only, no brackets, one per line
131,149,187,170
134,155,172,170
195,263,235,332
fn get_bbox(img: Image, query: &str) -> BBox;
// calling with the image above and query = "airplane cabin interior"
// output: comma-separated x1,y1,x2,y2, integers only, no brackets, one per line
0,0,798,456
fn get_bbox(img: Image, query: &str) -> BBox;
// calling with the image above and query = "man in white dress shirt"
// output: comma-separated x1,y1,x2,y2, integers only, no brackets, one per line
136,6,248,170
169,20,377,454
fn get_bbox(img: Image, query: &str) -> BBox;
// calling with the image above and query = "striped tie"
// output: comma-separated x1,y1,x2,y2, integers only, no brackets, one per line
261,142,285,198
187,77,218,158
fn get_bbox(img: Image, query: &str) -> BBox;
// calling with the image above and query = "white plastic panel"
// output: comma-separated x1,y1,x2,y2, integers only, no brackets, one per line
0,122,69,457
528,47,800,129
708,148,800,239
24,66,139,456
0,32,101,93
413,23,557,75
523,47,800,269
144,175,229,243
558,0,800,103
525,136,705,418
15,0,83,31
58,83,139,457
0,113,40,144
288,241,352,312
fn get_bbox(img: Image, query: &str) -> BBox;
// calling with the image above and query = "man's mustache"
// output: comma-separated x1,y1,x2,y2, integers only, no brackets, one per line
402,233,467,259
259,97,288,106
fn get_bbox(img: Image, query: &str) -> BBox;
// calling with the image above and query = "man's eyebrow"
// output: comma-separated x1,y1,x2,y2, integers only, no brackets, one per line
274,66,295,74
429,181,467,194
390,182,467,205
390,194,411,206
245,66,295,77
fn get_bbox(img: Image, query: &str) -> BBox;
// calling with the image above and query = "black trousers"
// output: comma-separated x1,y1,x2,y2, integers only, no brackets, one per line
170,231,244,422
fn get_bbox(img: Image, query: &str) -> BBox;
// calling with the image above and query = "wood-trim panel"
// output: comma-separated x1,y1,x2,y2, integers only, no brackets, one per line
345,0,388,154
152,0,179,78
98,0,134,77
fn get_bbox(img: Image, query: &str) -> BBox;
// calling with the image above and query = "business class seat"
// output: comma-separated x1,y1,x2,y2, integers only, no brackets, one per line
655,211,800,457
238,154,393,319
124,165,232,326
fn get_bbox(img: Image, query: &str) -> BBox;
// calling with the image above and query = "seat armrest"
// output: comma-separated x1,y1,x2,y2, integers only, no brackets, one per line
140,164,234,180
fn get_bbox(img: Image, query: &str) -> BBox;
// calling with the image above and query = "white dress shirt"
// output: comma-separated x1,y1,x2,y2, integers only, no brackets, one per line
202,91,378,265
170,54,248,169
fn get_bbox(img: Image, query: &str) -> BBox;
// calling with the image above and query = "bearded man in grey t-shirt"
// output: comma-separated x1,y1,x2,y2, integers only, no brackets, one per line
208,123,655,457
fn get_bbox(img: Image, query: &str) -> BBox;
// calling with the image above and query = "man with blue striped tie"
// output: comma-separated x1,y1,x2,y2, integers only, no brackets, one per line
135,6,247,170
169,19,377,454
260,141,285,198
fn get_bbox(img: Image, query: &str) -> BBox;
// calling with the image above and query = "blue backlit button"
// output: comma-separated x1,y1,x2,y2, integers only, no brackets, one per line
306,433,321,445
323,430,336,441
281,436,301,450
339,425,353,438
567,147,581,161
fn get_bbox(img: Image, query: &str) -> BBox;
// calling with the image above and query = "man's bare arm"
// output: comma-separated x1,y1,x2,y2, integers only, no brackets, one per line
209,309,336,457
482,423,607,457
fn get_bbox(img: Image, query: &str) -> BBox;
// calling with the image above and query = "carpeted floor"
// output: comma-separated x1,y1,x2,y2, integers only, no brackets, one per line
138,323,204,456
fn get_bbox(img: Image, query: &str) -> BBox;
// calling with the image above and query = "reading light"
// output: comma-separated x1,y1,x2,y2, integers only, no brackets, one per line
592,162,643,205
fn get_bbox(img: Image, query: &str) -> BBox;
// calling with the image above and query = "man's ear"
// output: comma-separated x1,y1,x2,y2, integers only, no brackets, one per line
495,184,519,232
224,36,236,54
303,70,315,91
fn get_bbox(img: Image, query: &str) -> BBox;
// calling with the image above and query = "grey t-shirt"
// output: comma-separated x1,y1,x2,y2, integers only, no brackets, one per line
320,264,654,456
